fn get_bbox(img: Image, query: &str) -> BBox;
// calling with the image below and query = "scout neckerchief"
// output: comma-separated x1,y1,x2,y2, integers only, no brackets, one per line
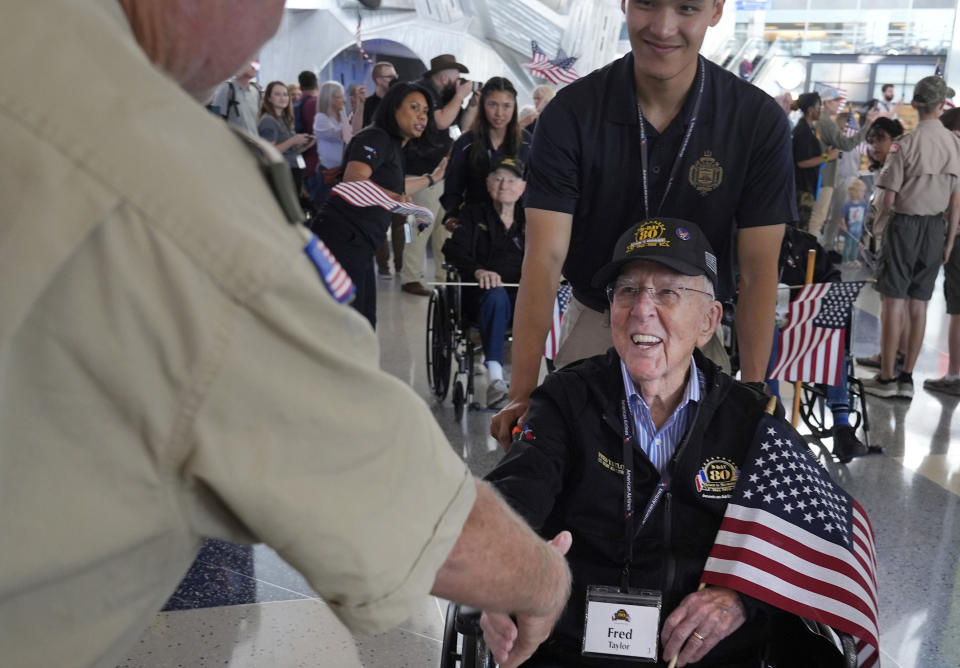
636,56,707,220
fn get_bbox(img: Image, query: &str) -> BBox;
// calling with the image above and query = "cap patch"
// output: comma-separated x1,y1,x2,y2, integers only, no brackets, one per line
704,251,717,275
676,227,691,241
626,220,670,253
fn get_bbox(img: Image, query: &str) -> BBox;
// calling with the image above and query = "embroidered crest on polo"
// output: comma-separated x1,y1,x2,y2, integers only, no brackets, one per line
676,227,691,241
626,220,670,253
689,150,724,195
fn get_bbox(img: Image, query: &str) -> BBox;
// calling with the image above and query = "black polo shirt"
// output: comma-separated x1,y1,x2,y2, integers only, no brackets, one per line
316,126,405,250
362,92,383,127
526,53,797,308
792,117,821,196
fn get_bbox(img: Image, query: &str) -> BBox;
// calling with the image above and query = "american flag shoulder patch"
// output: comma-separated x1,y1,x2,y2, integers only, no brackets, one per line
304,234,356,304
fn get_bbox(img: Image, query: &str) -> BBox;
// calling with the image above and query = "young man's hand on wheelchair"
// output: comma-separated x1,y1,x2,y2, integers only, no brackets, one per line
479,530,573,668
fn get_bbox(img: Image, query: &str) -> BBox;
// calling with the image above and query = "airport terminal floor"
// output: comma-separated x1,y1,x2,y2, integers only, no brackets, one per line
117,260,960,668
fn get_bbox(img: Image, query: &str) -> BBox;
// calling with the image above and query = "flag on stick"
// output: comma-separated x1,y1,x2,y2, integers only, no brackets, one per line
355,11,373,63
769,281,865,385
544,283,572,360
331,180,435,227
701,413,880,667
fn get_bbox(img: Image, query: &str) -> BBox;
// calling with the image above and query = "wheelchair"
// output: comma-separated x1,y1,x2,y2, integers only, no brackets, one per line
439,603,494,668
438,602,859,668
426,266,512,419
797,356,873,448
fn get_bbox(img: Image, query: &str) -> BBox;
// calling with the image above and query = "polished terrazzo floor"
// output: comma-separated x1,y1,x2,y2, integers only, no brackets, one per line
118,259,960,668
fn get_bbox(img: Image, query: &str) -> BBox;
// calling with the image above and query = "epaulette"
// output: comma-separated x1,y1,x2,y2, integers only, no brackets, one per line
228,126,305,225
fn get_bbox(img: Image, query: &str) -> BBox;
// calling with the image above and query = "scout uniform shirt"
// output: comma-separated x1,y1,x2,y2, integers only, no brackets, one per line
0,2,475,667
877,119,960,215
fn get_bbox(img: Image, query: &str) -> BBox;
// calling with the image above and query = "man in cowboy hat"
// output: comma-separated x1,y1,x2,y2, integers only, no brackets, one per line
401,54,480,295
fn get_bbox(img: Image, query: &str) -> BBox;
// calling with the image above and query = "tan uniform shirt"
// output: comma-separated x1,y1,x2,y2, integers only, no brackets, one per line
0,2,475,667
877,119,960,215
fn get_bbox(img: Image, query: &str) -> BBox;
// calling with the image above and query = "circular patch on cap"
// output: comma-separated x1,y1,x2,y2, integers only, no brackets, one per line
676,227,691,241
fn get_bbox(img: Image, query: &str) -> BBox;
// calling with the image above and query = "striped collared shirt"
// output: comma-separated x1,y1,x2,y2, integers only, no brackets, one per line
620,357,703,474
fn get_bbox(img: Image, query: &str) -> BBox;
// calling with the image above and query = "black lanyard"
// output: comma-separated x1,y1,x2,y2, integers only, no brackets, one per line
620,398,669,591
636,56,707,220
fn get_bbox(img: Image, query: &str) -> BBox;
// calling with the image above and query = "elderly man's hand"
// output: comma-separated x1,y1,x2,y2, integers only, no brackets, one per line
480,531,572,668
475,269,503,289
661,586,746,667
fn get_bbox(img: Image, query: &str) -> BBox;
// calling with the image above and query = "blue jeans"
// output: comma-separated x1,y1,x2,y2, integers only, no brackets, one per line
476,287,513,364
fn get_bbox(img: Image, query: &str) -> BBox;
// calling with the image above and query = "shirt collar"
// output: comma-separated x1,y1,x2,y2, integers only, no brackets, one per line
607,52,711,129
619,356,702,416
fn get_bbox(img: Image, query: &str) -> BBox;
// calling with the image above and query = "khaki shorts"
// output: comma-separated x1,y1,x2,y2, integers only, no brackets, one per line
876,213,945,301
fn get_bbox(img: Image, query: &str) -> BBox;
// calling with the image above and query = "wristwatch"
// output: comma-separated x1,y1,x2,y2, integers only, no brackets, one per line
427,173,435,187
822,152,830,162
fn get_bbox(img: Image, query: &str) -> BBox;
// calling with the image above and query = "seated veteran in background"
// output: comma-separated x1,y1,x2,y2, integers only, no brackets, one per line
442,158,526,408
480,219,809,667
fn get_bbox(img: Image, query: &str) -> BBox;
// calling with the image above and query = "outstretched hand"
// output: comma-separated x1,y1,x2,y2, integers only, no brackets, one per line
480,531,572,668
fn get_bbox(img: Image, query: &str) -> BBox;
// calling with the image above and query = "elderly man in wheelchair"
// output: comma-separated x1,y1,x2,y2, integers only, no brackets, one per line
442,157,526,409
469,219,859,668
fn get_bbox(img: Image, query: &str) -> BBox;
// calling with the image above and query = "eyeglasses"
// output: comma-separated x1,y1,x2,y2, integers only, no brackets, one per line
605,283,714,308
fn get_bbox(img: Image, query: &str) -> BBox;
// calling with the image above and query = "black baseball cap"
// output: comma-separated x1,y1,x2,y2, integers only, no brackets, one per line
490,157,524,177
591,218,718,292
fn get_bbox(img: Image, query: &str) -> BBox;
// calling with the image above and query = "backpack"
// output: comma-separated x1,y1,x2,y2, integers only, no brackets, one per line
206,81,239,120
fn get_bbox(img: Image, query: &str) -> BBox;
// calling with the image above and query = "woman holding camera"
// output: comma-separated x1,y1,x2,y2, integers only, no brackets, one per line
439,76,531,229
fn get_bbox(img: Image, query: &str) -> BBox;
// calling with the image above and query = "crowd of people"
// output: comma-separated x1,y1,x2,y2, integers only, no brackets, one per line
5,0,959,667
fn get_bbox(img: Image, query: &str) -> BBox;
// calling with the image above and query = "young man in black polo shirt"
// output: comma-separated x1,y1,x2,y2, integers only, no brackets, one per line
491,0,797,445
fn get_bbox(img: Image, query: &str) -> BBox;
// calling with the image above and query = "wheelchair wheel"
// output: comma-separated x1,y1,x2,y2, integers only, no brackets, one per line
453,380,466,421
439,601,460,667
461,634,495,668
426,289,453,401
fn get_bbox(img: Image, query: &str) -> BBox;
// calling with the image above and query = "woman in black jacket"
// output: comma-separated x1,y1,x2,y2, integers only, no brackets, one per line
439,77,531,228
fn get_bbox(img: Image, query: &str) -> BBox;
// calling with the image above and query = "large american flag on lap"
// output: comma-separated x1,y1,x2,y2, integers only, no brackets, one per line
331,180,435,227
701,414,880,667
769,281,865,385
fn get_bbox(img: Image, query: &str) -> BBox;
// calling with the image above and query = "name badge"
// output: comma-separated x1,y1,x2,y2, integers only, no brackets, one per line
582,586,661,662
296,154,307,169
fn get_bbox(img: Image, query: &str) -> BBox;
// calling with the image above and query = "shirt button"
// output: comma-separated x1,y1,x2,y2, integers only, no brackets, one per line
652,166,661,174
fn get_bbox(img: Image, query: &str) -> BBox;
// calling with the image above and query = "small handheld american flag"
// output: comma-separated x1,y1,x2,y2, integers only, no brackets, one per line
769,281,865,385
331,180,435,228
544,283,572,360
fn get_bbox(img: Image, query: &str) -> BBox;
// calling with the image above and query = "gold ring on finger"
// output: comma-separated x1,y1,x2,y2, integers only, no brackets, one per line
692,631,706,642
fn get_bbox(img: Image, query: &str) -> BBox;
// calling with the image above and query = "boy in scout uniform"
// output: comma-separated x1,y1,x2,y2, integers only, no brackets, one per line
0,2,570,667
863,76,960,399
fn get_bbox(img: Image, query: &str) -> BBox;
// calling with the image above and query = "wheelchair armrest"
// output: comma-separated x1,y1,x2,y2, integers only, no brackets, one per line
454,605,484,636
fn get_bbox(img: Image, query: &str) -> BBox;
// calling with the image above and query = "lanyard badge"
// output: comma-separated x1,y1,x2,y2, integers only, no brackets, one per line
580,400,667,662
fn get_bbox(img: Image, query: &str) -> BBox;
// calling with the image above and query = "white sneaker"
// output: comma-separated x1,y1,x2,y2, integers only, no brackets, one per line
486,379,509,409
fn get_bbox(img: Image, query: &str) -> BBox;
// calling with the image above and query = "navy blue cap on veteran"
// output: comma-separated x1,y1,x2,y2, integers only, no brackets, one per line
591,218,719,292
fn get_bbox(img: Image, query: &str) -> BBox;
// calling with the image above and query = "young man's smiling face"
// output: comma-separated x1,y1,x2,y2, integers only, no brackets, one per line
620,0,725,86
